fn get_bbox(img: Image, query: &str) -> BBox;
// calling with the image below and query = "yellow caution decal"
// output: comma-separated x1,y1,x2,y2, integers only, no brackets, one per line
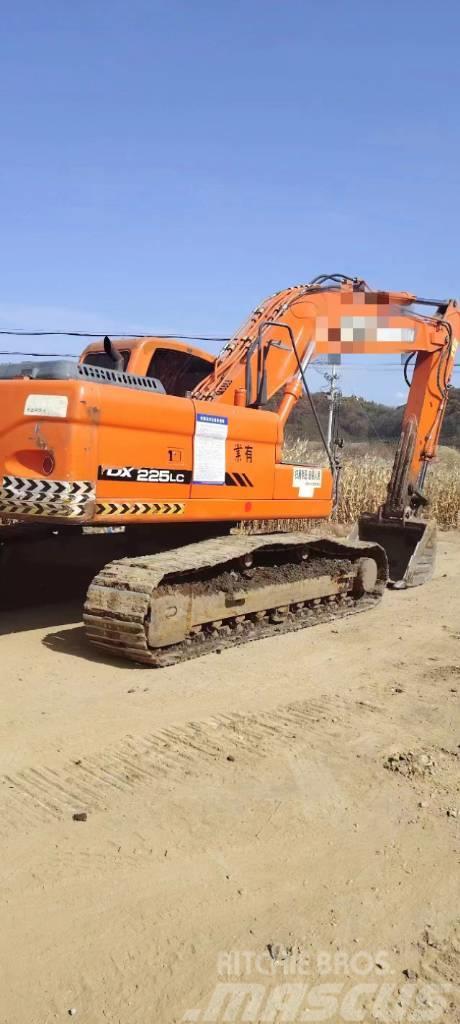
96,501,185,517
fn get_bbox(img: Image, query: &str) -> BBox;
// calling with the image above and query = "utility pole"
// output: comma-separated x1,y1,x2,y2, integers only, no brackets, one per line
326,363,340,448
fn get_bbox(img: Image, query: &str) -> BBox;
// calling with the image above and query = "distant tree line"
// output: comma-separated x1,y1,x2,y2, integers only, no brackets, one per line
286,387,460,447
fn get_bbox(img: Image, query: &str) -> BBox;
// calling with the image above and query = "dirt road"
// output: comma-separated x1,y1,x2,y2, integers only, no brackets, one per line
0,533,459,1023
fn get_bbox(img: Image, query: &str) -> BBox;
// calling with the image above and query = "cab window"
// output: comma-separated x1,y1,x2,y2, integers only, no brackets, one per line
146,348,212,397
83,350,130,370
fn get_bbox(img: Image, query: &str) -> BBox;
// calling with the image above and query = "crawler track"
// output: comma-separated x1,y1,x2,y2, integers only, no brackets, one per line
84,532,388,666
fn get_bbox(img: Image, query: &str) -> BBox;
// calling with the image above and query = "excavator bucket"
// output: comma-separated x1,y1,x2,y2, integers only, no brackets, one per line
354,513,437,588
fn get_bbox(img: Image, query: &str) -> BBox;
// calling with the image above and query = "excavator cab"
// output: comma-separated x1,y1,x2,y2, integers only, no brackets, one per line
80,336,216,398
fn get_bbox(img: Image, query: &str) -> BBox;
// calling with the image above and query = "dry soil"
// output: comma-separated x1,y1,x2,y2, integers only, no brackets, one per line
0,532,459,1023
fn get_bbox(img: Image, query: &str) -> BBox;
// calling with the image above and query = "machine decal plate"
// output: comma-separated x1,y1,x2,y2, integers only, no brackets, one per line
193,413,228,485
292,466,323,498
24,394,69,418
98,466,192,484
96,501,185,517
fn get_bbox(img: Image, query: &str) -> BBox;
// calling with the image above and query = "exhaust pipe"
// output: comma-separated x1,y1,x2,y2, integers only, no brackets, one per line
355,513,437,588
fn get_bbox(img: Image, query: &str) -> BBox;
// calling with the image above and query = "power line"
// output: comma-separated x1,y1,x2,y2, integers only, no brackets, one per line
0,350,80,358
0,338,459,382
0,352,459,372
0,330,230,341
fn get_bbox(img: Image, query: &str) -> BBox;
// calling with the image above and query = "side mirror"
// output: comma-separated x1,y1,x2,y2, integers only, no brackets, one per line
103,336,124,373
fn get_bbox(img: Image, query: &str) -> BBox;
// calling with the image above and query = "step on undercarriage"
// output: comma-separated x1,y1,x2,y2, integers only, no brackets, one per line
84,532,388,667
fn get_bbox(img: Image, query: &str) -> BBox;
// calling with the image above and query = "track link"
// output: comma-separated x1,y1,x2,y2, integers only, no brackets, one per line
83,532,388,667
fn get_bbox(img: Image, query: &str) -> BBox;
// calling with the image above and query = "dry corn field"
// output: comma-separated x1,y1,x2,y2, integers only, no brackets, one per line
244,441,460,533
335,453,460,527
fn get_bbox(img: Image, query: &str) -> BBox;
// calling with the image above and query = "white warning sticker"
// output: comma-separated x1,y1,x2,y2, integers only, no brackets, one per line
24,394,68,418
193,413,228,485
292,466,323,498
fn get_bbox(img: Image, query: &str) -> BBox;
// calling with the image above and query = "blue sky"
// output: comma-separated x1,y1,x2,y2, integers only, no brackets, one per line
1,0,459,404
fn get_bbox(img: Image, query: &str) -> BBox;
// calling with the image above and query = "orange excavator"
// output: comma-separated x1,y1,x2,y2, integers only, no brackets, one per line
0,274,456,665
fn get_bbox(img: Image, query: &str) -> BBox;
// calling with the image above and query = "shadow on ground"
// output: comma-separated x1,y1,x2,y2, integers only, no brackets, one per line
42,624,143,669
0,560,91,635
0,534,112,634
0,603,83,636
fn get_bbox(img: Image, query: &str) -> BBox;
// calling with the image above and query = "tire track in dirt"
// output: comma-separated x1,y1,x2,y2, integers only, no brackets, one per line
0,694,382,834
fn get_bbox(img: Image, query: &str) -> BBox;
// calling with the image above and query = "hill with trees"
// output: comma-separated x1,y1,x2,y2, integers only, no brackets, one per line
288,386,460,446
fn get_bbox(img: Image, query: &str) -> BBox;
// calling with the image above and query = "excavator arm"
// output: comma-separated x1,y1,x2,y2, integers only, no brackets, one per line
193,275,458,584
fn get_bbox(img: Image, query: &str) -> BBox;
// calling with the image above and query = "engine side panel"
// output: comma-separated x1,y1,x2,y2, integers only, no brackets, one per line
0,378,334,524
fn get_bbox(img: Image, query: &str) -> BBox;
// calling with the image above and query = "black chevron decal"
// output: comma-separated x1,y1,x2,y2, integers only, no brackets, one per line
224,472,254,488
